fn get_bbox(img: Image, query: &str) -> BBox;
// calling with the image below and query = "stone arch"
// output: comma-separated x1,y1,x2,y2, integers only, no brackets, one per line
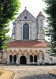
39,50,43,52
39,50,43,58
4,50,7,53
29,50,33,55
9,50,12,55
34,50,38,55
19,50,22,56
50,57,53,61
9,50,12,53
13,50,17,55
23,50,28,57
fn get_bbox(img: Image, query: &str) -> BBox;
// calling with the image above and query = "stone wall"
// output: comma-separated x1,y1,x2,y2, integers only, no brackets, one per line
12,9,45,41
1,47,53,65
12,20,37,40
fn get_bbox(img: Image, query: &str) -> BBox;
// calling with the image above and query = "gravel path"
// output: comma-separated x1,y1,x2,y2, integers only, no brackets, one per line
18,74,56,79
0,65,56,79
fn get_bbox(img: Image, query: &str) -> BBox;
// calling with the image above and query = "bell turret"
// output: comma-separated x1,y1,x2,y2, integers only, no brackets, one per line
36,11,45,41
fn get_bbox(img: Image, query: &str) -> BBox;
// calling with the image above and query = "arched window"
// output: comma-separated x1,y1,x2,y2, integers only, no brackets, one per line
23,23,29,40
34,55,37,62
30,55,33,62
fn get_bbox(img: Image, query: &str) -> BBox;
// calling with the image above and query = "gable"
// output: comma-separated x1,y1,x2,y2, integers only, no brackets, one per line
17,9,36,21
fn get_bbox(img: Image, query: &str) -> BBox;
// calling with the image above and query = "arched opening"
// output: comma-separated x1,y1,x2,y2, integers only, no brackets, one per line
39,50,43,58
30,55,33,62
9,55,12,62
34,55,37,62
23,23,29,40
14,55,17,63
20,56,26,64
42,53,44,60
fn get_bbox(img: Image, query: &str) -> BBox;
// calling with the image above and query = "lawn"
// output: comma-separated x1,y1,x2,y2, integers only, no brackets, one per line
49,70,56,77
0,71,3,76
0,70,14,79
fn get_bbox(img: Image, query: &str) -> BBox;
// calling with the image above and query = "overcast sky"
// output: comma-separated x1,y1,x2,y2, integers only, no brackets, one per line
19,0,46,17
8,0,47,39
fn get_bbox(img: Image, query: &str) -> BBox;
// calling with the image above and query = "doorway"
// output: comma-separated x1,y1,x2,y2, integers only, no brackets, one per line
20,56,26,64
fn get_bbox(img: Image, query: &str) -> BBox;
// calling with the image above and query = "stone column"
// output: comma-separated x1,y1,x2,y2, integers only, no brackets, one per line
7,54,10,64
38,58,42,64
12,56,14,64
44,53,50,64
2,52,5,63
33,56,34,64
16,54,19,65
37,55,39,65
27,53,30,65
37,54,42,65
7,55,10,64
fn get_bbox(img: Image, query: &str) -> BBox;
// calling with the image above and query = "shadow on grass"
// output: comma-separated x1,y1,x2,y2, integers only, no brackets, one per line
18,74,56,79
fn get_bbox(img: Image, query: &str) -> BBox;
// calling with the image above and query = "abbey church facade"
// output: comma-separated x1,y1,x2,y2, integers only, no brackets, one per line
0,8,56,65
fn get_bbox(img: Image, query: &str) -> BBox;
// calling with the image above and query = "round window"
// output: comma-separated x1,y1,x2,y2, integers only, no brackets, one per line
24,16,27,19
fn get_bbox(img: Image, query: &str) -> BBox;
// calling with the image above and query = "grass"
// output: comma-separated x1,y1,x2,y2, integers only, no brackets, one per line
0,70,14,79
49,70,56,77
0,71,3,76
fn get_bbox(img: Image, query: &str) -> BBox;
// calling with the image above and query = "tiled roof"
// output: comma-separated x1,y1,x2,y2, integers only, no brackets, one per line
38,11,45,17
8,40,47,48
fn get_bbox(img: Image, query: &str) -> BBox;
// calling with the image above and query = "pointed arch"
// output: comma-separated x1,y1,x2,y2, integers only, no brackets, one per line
24,50,28,56
23,23,29,40
9,50,12,55
34,50,38,55
19,50,22,56
29,50,33,55
13,50,17,53
9,50,12,53
13,50,17,55
4,50,7,53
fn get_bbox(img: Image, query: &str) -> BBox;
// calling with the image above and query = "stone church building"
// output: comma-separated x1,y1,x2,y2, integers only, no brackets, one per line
0,8,56,65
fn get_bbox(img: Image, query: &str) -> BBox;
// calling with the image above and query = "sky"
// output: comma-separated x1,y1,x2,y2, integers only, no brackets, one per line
8,0,47,39
19,0,46,17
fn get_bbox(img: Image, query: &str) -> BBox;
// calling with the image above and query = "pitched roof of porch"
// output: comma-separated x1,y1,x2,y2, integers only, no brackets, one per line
8,40,47,48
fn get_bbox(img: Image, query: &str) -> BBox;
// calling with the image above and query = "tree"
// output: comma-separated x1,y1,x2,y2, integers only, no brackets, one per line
43,0,56,54
0,0,20,51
